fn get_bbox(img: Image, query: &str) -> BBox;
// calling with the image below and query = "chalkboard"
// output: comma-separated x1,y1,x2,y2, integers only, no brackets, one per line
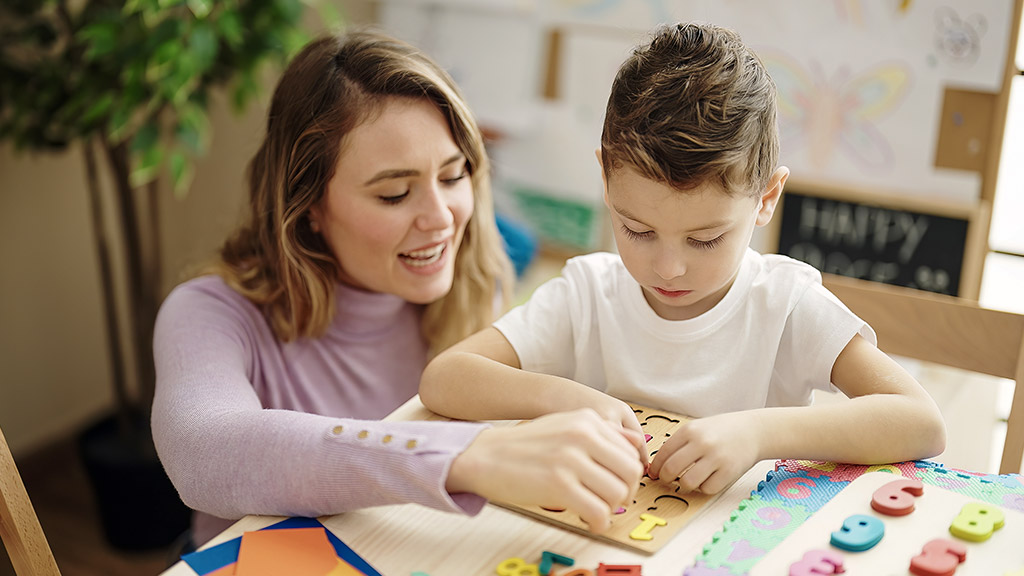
777,192,969,296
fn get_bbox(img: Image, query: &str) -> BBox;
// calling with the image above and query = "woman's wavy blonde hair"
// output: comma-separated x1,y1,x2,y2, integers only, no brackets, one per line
208,28,513,354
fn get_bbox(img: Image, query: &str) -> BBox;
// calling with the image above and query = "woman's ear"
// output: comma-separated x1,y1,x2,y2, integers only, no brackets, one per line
755,166,789,227
308,205,322,234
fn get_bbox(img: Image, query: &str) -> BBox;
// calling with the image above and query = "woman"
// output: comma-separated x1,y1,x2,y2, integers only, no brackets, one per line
152,28,645,547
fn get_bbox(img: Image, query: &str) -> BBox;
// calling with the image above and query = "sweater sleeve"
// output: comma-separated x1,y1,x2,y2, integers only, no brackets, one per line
150,283,489,527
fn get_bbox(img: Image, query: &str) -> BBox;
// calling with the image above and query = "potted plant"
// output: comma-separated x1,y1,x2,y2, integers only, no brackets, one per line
0,0,335,550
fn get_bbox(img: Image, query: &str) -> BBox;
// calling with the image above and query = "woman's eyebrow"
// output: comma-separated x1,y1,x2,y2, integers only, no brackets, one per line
362,153,465,186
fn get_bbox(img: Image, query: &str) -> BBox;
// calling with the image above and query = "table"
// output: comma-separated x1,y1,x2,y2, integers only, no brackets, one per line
160,396,775,575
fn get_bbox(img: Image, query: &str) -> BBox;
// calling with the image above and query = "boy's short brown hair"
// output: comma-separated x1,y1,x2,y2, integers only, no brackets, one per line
601,22,778,197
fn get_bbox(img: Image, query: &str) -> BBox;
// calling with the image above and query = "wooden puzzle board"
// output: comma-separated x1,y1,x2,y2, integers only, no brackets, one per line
749,472,1024,575
493,403,719,554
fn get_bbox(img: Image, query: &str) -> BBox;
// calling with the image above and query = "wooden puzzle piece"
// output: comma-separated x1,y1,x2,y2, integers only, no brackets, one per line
492,403,719,553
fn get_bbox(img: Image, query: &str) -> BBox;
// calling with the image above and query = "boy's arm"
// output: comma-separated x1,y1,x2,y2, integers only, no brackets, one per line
420,326,642,434
758,333,947,462
649,334,946,495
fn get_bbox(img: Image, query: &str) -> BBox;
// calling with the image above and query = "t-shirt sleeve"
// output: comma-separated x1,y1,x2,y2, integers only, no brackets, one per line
150,281,489,535
769,282,877,406
492,272,580,379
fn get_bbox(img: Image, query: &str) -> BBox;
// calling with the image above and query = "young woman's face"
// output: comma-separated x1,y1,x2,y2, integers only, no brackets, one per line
603,165,781,321
313,97,474,303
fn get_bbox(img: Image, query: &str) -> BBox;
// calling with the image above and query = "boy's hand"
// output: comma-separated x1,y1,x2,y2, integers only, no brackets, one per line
647,411,761,495
447,408,646,534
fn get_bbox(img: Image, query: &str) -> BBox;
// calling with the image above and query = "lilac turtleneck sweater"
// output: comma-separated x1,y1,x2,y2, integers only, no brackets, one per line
151,275,488,545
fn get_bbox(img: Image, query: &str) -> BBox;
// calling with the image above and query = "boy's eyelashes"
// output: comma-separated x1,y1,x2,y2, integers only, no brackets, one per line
619,224,725,250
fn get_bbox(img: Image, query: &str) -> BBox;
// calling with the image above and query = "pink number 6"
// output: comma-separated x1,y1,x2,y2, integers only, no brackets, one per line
871,478,924,516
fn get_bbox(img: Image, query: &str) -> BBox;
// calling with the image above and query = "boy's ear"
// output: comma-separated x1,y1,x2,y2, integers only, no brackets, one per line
755,166,789,227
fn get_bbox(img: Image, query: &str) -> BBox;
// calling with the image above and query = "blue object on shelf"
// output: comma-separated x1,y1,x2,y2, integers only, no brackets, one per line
496,213,538,278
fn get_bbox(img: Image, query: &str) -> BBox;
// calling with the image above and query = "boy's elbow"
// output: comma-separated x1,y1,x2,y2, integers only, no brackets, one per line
924,412,947,459
418,352,452,412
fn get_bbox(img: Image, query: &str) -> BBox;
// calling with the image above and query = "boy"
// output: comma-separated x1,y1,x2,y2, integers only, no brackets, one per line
420,22,945,507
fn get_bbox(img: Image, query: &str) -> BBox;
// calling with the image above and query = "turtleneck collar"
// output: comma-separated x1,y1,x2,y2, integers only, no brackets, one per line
328,282,420,338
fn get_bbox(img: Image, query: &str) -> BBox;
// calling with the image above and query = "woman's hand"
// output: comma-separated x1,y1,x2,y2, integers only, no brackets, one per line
446,408,646,533
647,411,762,495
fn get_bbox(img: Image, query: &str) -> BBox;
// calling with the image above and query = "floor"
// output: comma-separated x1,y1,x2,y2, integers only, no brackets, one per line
0,439,175,576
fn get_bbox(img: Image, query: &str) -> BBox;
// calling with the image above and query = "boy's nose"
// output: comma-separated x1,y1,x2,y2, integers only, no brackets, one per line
653,245,687,280
415,185,455,231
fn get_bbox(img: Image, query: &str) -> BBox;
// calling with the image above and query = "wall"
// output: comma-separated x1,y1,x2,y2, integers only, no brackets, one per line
0,0,376,456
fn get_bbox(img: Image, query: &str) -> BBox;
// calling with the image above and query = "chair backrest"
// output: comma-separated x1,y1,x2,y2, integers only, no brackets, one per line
0,426,61,576
822,273,1024,475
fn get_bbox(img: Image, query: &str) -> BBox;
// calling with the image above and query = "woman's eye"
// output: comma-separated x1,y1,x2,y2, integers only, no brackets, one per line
620,225,653,241
440,171,468,185
378,191,409,205
689,234,724,250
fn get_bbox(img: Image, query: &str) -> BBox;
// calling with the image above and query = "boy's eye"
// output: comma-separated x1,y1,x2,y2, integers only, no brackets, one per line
620,224,653,241
688,234,725,250
378,191,409,204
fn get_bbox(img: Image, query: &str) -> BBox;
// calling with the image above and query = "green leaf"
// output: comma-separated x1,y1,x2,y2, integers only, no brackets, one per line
175,103,209,155
188,20,218,72
131,121,159,155
130,140,163,187
216,9,244,48
169,149,195,198
79,21,119,61
81,94,115,125
186,0,212,19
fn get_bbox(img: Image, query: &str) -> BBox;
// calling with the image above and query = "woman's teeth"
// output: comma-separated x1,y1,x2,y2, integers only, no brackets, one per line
400,243,445,267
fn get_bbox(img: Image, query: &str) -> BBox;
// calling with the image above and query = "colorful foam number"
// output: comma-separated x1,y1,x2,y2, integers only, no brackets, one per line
871,478,924,516
788,549,845,576
560,570,593,576
909,538,966,576
829,514,884,551
497,557,540,576
538,551,574,576
596,564,642,575
949,501,1005,542
778,477,817,499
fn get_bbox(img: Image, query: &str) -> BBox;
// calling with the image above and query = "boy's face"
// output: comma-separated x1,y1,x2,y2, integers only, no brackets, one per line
601,163,786,321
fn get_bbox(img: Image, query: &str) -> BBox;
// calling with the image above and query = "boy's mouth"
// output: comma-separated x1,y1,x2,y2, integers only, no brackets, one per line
653,287,692,298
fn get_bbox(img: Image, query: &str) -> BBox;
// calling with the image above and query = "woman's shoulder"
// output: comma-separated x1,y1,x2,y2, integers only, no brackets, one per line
159,275,264,327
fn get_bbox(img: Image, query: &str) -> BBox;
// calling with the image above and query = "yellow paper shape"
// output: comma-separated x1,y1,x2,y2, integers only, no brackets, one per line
325,558,363,576
235,527,339,576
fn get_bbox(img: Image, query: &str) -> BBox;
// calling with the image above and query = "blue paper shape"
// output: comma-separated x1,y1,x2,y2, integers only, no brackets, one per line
181,517,381,576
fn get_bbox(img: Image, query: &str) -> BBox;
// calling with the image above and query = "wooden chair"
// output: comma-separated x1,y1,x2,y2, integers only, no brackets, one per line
822,273,1024,475
0,426,61,575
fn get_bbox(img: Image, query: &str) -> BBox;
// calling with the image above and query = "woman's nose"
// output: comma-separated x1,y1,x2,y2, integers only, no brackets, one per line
415,185,455,231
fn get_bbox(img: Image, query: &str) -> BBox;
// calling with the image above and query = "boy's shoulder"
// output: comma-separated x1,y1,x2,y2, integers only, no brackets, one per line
562,251,628,279
752,251,823,285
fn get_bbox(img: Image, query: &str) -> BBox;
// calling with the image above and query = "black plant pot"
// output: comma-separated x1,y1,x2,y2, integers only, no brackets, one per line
77,411,191,550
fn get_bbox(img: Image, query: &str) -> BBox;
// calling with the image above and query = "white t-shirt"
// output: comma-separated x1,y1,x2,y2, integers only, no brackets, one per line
493,250,875,417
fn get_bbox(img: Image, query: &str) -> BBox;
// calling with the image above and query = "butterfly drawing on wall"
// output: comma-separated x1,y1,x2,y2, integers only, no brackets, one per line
763,54,912,172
